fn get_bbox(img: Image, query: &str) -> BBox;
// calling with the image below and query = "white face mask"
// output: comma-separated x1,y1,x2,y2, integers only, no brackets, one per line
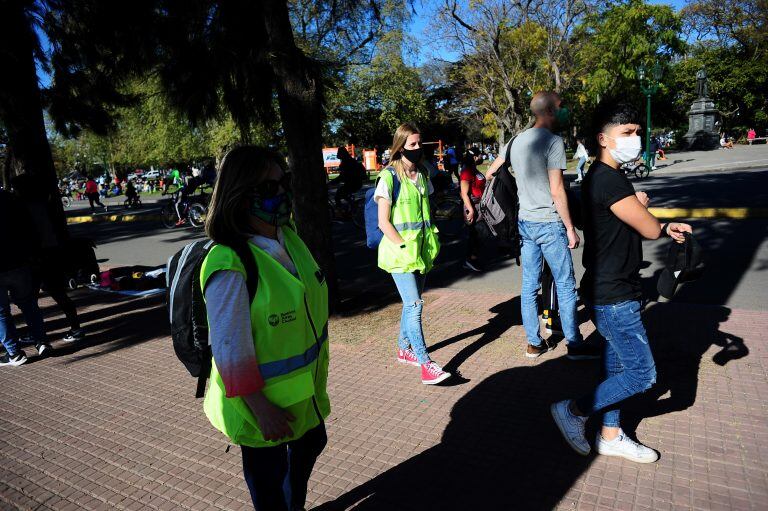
605,135,642,164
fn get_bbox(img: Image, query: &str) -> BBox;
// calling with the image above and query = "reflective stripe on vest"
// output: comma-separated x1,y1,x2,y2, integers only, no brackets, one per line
259,323,328,379
393,220,432,231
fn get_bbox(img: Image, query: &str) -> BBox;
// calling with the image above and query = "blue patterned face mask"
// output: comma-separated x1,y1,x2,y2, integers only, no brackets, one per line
250,191,292,226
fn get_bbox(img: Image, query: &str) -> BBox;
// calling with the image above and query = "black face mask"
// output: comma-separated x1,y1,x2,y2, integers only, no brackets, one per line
401,147,423,164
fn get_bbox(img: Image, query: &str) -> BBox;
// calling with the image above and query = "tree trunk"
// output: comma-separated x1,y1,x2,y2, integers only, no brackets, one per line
260,0,339,308
0,1,67,240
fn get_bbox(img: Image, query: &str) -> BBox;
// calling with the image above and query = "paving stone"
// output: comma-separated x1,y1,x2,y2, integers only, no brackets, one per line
0,291,765,510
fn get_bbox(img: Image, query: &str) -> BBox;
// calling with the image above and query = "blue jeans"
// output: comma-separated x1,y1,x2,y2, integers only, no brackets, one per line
0,266,47,356
575,300,656,427
519,220,582,347
391,271,429,364
576,157,586,180
241,423,327,511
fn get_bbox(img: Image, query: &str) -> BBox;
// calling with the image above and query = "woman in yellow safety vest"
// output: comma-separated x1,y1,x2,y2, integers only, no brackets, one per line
201,146,330,511
374,123,452,384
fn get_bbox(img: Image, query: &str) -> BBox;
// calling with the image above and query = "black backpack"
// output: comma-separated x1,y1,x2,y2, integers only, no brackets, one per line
480,138,521,263
166,238,258,397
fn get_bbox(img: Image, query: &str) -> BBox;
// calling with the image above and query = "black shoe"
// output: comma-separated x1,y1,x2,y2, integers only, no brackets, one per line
0,351,28,367
35,343,52,356
63,329,85,343
566,343,601,361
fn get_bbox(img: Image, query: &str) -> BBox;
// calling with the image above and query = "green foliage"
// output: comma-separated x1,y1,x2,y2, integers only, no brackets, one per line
577,0,684,103
328,24,430,146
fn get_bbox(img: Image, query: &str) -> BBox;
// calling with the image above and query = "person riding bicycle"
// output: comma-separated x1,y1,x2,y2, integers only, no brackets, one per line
125,180,139,206
330,147,365,209
163,168,189,226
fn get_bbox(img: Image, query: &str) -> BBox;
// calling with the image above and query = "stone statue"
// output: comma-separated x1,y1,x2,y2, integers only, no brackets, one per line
696,68,709,98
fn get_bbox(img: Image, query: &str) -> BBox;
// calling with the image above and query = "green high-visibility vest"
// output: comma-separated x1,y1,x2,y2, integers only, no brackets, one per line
200,227,330,448
377,167,440,274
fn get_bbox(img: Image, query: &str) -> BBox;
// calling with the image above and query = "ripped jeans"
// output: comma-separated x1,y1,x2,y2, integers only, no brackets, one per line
574,300,656,427
391,272,430,365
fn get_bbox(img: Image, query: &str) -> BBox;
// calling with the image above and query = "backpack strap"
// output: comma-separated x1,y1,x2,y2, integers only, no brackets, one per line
389,167,401,205
194,239,259,398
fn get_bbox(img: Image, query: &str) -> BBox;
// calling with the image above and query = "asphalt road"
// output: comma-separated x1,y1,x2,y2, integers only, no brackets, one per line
69,167,768,312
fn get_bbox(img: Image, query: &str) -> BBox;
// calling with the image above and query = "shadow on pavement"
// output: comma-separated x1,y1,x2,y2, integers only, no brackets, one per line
429,297,522,375
316,356,598,511
51,294,167,362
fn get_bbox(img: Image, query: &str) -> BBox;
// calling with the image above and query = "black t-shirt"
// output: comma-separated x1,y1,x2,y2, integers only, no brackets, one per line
580,161,643,305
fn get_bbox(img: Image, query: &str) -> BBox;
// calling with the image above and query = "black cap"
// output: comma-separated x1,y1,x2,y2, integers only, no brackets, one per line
657,232,705,299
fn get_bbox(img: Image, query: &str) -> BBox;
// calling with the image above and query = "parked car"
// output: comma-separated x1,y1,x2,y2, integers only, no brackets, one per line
143,169,161,179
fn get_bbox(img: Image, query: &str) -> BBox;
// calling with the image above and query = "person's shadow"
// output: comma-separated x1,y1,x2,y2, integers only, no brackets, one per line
428,297,522,376
620,302,747,436
315,356,602,511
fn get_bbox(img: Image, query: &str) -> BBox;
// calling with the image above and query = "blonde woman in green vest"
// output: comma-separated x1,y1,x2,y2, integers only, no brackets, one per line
374,123,451,384
201,146,330,511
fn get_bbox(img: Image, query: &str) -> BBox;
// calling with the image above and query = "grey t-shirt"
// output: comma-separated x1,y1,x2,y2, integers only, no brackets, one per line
502,127,567,222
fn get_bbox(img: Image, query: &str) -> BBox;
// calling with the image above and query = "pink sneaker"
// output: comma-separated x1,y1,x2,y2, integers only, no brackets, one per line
397,348,420,366
421,361,451,385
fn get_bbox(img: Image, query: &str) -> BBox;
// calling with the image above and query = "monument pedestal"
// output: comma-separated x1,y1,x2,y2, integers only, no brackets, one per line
684,97,719,150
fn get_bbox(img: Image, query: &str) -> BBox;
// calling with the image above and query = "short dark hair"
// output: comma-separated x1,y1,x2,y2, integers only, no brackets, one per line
592,100,640,134
586,99,641,155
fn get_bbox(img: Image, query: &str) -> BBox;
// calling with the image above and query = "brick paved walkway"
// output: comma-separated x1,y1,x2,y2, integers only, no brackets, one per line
0,288,766,510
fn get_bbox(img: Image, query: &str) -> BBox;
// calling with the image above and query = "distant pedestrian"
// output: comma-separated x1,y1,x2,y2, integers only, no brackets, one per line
459,146,486,272
444,144,460,184
747,128,756,143
374,122,451,384
202,146,329,510
0,188,51,366
551,100,693,463
574,138,588,183
85,176,107,213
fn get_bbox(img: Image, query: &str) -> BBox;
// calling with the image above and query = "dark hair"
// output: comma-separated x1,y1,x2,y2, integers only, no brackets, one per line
585,99,641,155
205,145,286,245
462,146,482,167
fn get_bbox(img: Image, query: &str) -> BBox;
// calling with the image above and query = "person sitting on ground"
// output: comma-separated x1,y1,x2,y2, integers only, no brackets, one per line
330,147,365,208
720,134,734,149
550,99,693,464
459,146,487,272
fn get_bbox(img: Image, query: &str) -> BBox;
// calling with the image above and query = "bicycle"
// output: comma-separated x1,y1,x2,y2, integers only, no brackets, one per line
328,188,366,229
123,195,142,209
161,189,209,228
622,158,650,179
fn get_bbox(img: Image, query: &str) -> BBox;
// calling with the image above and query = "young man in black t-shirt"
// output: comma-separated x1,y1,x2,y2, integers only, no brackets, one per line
550,101,692,463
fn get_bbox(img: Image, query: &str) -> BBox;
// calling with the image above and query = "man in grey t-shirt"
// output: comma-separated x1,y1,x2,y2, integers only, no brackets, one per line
486,91,597,360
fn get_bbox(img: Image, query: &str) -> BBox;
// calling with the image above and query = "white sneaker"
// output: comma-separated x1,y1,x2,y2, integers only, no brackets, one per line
550,400,590,455
596,430,659,463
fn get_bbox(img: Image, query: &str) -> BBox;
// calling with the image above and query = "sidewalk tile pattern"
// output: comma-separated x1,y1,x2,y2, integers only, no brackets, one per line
0,289,766,510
